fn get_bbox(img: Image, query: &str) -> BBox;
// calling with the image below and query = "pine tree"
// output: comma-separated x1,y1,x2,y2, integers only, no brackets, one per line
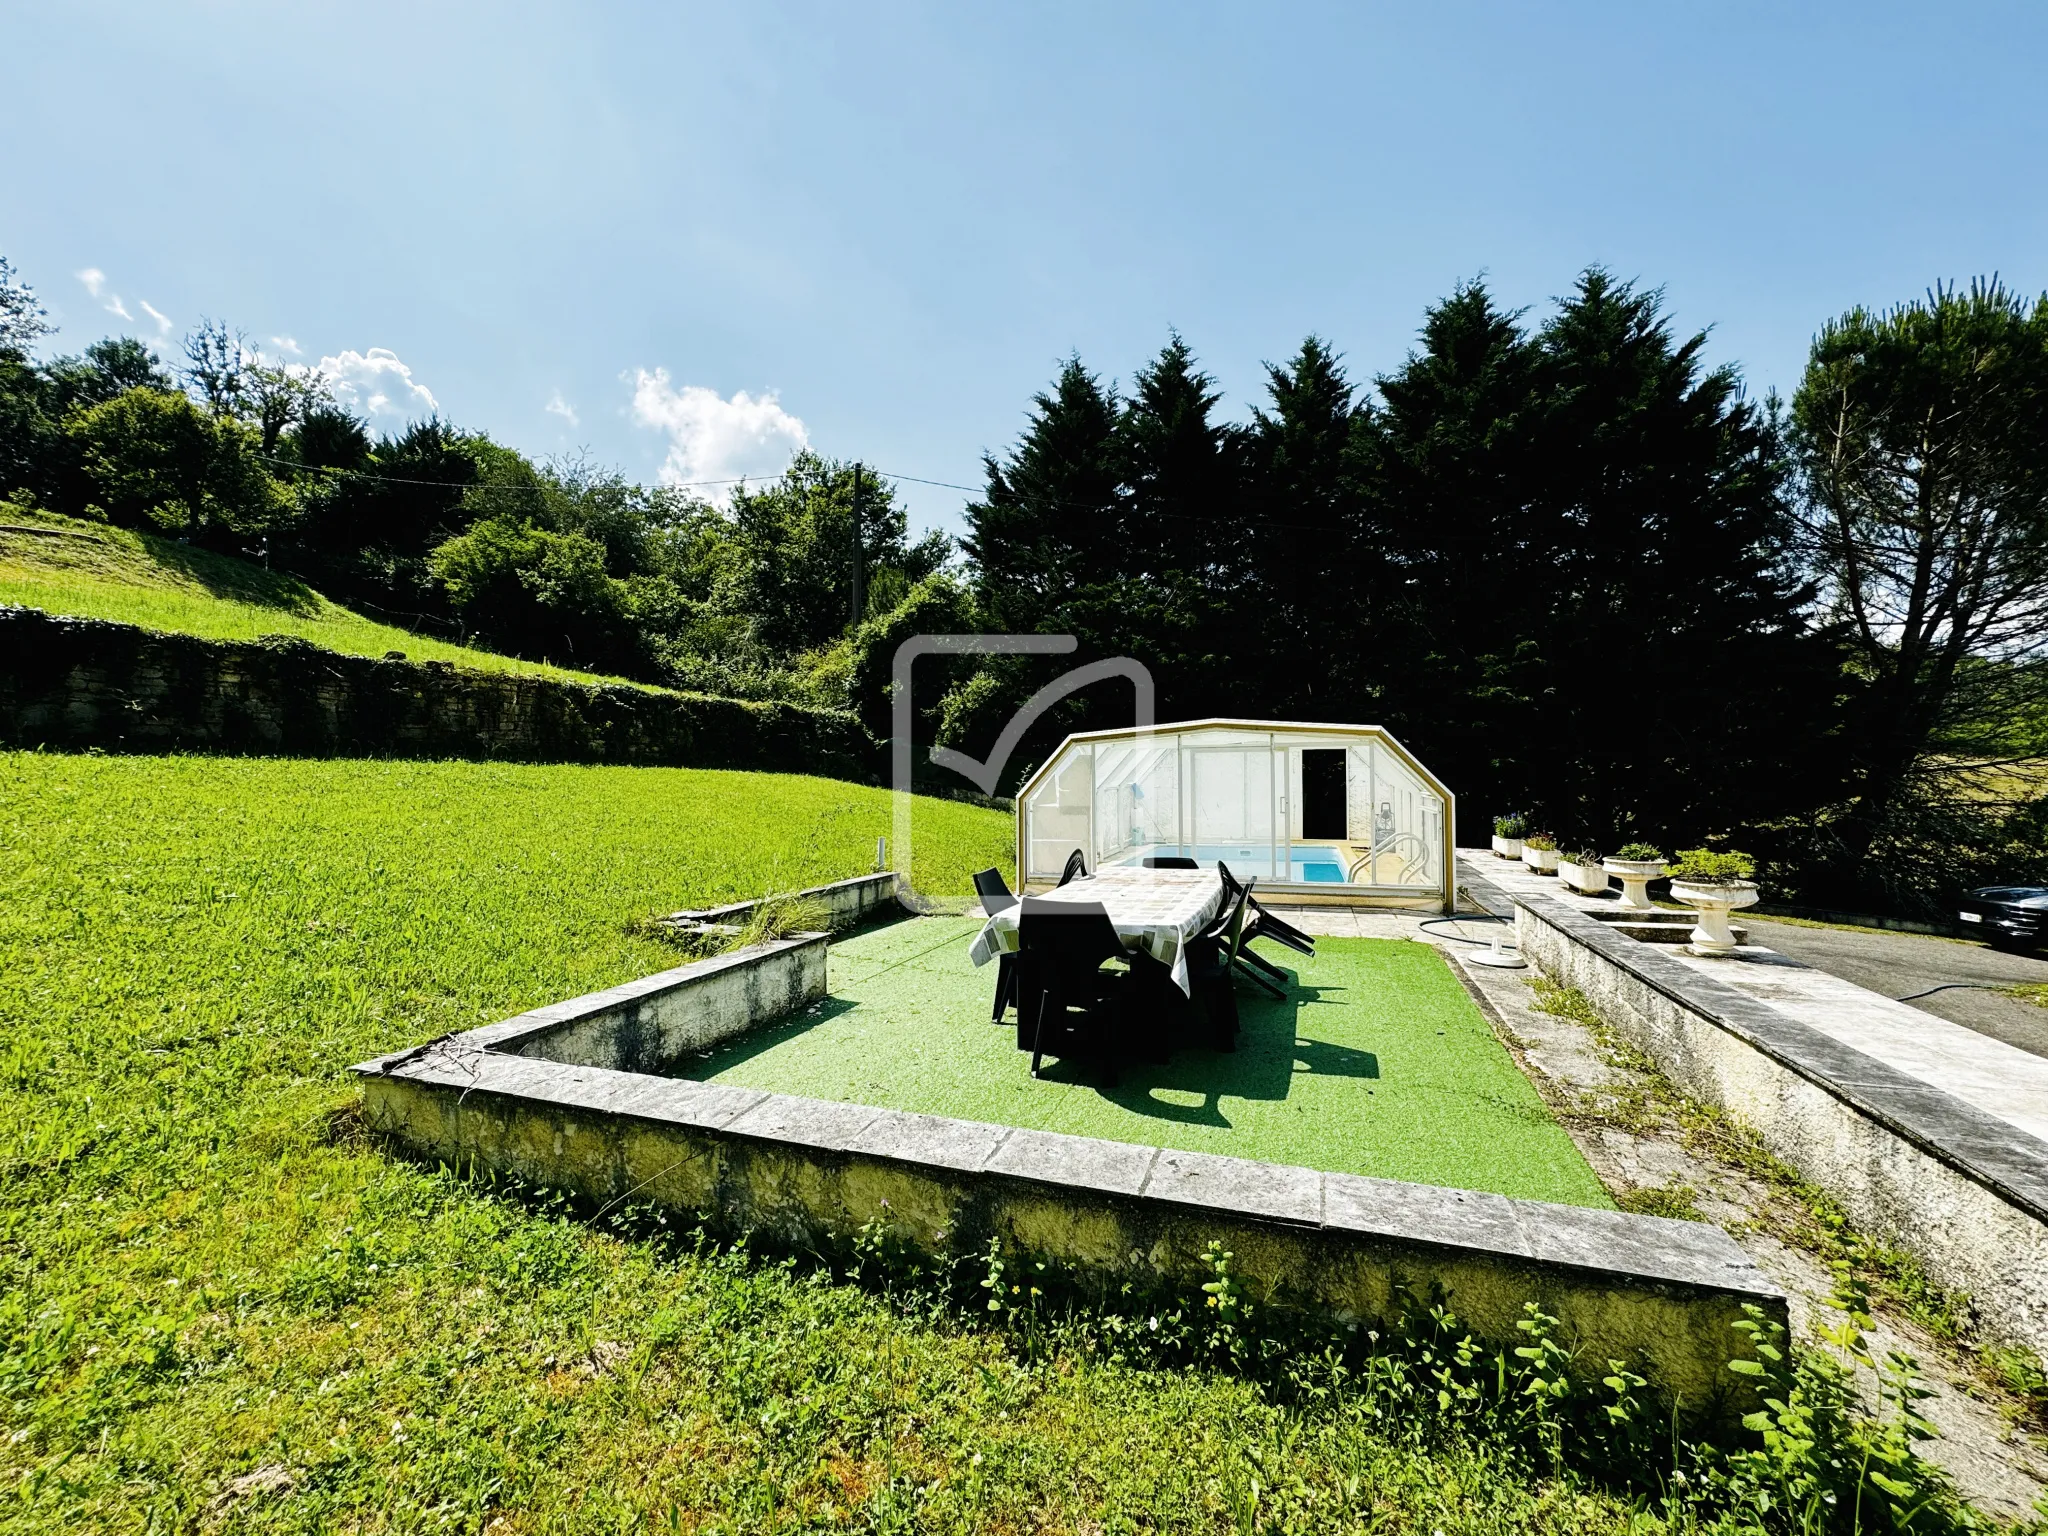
1524,270,1838,844
1364,280,1545,803
963,356,1124,633
1245,336,1369,713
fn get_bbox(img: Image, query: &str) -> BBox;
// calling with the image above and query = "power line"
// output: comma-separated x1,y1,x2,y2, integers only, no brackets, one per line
254,451,1353,536
255,451,793,492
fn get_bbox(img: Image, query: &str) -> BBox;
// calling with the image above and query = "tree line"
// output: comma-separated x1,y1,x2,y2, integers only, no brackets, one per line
0,261,949,706
3,255,2044,911
961,272,2048,909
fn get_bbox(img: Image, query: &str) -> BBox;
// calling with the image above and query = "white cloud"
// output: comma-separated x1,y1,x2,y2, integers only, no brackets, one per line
76,268,168,334
319,347,439,421
629,368,808,501
271,335,302,355
77,267,132,320
544,389,578,428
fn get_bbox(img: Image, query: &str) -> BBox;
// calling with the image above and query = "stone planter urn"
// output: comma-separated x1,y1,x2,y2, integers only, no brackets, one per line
1522,843,1559,875
1603,858,1666,911
1558,859,1607,896
1491,834,1523,859
1670,879,1760,956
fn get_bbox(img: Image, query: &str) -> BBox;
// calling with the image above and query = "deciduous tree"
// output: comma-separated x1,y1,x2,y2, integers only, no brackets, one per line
1790,278,2048,889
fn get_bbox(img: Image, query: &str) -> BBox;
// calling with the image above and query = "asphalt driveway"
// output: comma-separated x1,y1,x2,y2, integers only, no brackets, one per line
1745,917,2048,1060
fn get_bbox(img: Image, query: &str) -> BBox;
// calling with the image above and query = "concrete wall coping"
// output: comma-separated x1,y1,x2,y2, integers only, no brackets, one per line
1502,881,2048,1226
354,932,829,1070
668,871,901,926
353,1040,1784,1305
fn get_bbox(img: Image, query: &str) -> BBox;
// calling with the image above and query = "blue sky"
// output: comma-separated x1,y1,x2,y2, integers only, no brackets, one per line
8,2,2046,537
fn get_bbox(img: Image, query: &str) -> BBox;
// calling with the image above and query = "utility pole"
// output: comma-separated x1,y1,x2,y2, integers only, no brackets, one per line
849,461,865,625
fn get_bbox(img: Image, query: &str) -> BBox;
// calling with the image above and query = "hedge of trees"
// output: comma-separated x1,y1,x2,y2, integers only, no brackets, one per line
3,255,2043,912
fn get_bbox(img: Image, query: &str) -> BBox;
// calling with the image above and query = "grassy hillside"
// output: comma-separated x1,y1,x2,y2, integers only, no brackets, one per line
0,754,1681,1534
0,508,650,689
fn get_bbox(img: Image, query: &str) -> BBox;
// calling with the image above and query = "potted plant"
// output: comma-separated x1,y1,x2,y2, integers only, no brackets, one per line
1602,843,1666,911
1558,847,1607,895
1667,849,1760,956
1521,832,1559,875
1491,814,1526,860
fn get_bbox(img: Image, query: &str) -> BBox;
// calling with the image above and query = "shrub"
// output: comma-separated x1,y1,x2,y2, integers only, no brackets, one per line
1566,847,1600,867
1614,842,1664,862
1670,848,1757,883
65,386,282,539
1493,813,1528,838
1523,832,1557,851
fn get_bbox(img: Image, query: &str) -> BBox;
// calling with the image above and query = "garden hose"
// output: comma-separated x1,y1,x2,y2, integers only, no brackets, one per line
1419,914,1514,946
1892,982,2008,1003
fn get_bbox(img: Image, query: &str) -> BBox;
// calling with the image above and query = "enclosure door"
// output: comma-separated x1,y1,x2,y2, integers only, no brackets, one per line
1300,748,1347,841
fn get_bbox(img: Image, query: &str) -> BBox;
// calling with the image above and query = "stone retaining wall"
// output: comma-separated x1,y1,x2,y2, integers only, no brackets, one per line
1509,885,2048,1358
0,606,877,780
666,873,905,937
466,934,831,1074
354,930,1787,1417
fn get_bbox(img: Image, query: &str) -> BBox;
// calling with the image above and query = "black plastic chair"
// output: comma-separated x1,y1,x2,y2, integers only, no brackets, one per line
1018,899,1128,1084
1142,855,1198,869
1185,878,1257,1049
1058,849,1089,887
973,868,1020,1023
1217,861,1315,987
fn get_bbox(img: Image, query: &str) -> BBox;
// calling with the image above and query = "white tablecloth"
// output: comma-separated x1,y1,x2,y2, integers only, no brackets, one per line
967,866,1226,995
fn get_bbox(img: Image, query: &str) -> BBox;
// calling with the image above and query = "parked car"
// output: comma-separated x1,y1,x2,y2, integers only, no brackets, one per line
1955,885,2048,950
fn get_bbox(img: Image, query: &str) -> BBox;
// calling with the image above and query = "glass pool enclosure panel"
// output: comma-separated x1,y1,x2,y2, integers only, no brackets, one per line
1018,723,1449,901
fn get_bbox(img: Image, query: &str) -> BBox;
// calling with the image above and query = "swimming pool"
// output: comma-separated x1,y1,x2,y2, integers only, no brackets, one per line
1115,844,1350,883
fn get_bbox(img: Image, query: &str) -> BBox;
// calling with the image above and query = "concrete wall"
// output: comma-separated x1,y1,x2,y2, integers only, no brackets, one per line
668,873,905,936
1511,888,2048,1358
352,928,1788,1417
357,1052,1783,1418
0,606,877,781
387,934,830,1076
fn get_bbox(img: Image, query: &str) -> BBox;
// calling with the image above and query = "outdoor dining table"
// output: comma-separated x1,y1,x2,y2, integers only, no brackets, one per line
967,865,1227,996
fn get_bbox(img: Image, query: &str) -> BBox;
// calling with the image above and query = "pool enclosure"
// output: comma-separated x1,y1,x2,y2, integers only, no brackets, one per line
1016,720,1455,910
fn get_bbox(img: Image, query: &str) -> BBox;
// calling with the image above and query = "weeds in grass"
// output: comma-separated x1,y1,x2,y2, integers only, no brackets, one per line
1530,974,2048,1445
1617,1181,1708,1221
734,894,831,947
633,893,835,960
548,1174,1996,1535
2002,982,2048,1010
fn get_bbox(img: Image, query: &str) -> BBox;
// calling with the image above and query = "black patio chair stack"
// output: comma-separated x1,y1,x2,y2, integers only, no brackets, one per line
1185,876,1258,1050
972,867,1020,1024
1058,848,1089,886
1018,898,1129,1085
1217,860,1314,988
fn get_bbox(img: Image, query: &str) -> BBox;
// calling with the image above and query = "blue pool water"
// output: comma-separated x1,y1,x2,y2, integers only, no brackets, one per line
1117,845,1349,883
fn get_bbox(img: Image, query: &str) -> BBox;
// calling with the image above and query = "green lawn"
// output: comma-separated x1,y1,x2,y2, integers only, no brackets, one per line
0,751,1699,1533
0,509,651,688
698,919,1609,1205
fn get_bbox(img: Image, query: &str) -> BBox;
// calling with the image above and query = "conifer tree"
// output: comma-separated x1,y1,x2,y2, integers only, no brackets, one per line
964,356,1124,633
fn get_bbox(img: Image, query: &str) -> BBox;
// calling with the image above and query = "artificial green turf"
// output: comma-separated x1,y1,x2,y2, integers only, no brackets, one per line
695,917,1612,1206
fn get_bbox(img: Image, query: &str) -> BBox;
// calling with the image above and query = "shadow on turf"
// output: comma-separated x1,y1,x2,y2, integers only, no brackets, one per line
671,947,1383,1136
673,996,864,1076
1033,977,1381,1129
